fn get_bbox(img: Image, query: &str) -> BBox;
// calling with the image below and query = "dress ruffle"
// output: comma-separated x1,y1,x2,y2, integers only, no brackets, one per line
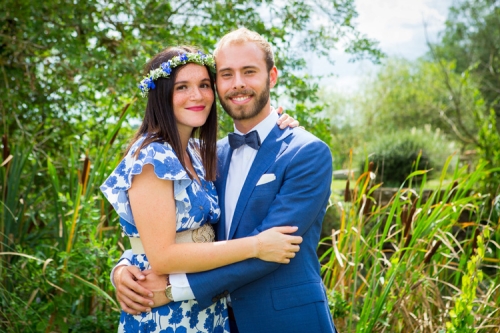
101,137,201,229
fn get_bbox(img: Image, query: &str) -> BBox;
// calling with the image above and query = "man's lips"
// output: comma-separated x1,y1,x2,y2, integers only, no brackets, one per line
228,95,252,104
185,105,206,111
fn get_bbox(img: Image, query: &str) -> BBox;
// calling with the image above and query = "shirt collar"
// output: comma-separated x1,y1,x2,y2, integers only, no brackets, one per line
233,107,278,143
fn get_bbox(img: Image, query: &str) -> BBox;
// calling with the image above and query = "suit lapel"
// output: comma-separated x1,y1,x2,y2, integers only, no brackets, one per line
215,142,233,241
228,126,292,239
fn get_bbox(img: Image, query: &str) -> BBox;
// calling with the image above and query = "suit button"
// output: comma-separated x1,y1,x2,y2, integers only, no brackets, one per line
212,297,217,302
223,291,229,296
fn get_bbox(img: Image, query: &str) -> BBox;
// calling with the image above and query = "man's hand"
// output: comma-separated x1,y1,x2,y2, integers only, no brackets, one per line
115,265,157,314
138,270,171,308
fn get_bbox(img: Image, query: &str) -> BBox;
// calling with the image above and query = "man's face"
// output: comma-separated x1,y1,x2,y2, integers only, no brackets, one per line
215,42,277,121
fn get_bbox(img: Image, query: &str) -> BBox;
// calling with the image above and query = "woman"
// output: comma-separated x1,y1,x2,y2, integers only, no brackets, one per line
100,46,301,333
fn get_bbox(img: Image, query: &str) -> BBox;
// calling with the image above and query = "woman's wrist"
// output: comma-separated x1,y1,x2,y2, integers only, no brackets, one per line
253,235,262,259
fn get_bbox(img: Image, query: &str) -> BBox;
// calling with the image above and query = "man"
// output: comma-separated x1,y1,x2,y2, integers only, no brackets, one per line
114,28,336,333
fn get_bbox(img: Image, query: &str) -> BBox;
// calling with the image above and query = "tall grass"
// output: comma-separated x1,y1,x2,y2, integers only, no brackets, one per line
0,99,135,332
321,154,500,332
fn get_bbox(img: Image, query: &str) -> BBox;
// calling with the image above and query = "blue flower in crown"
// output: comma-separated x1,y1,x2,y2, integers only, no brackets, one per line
179,53,189,62
146,77,155,89
198,51,207,59
161,61,172,75
140,77,155,92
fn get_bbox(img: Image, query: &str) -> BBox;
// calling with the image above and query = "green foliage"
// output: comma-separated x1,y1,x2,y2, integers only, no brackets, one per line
431,0,500,202
0,100,133,331
436,0,500,121
359,128,456,186
328,289,351,320
319,159,500,332
476,108,500,198
446,229,489,333
287,103,332,147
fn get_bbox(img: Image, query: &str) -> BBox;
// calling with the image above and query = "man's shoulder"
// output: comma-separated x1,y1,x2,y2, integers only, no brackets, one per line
217,136,229,147
216,136,229,154
283,127,329,150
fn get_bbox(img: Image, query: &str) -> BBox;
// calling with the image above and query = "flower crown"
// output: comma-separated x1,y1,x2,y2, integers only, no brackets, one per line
138,51,216,97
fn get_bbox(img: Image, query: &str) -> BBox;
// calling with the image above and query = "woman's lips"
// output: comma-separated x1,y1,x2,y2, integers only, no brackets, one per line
185,105,206,111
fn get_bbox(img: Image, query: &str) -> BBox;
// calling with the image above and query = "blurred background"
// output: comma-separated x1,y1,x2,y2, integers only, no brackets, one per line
1,0,499,332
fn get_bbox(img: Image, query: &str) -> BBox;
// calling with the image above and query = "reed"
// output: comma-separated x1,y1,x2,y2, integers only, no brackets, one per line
0,99,135,332
321,154,500,332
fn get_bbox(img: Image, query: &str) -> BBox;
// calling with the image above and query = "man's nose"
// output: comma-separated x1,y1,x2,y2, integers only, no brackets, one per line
233,73,246,89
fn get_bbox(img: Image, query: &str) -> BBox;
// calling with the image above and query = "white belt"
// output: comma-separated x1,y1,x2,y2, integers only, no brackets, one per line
129,223,215,255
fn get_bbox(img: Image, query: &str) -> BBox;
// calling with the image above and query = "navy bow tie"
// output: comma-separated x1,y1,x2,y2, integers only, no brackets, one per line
228,130,261,150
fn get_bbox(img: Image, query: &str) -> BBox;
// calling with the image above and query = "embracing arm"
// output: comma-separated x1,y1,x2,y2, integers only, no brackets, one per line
187,139,333,308
129,164,300,275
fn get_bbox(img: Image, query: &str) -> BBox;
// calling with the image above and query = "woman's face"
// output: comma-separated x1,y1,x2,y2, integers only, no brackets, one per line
172,63,214,136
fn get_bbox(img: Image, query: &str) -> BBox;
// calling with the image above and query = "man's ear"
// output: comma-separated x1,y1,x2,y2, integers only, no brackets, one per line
269,66,278,88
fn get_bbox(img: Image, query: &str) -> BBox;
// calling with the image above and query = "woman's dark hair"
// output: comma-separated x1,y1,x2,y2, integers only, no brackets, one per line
126,46,218,181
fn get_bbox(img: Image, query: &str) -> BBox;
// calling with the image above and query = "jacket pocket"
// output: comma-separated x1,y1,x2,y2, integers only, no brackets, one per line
271,281,326,310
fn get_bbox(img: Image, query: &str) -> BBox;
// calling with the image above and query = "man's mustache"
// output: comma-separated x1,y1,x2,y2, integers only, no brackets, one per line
224,90,255,98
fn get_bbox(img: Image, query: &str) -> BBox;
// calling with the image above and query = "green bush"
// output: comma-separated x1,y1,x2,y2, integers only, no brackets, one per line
359,127,457,187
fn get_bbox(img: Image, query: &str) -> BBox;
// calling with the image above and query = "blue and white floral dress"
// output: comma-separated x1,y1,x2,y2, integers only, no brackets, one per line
100,136,229,333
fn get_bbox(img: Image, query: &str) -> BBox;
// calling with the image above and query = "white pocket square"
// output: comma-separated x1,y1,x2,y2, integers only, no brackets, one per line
256,173,276,186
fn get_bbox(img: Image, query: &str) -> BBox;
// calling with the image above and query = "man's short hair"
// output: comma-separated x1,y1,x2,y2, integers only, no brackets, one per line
214,28,275,72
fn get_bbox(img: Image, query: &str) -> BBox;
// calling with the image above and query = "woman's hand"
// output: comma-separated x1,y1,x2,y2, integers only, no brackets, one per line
275,106,300,129
115,265,167,314
255,226,303,263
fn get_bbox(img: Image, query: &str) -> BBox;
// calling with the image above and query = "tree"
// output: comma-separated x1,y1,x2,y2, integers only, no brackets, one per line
431,0,500,197
1,0,382,152
435,0,500,126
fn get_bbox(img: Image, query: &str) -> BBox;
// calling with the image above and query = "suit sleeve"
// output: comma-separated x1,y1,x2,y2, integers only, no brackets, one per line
187,138,333,309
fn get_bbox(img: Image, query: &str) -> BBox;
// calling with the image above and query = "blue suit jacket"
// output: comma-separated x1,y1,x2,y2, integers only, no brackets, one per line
187,125,335,333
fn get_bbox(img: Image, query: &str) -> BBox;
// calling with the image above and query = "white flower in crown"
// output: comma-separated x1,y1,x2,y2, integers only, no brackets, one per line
138,51,216,97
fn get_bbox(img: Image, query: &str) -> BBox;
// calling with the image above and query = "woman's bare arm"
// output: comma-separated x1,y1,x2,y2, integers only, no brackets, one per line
129,164,302,276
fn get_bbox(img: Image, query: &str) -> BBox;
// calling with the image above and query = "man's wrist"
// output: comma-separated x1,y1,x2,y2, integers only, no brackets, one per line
113,265,126,286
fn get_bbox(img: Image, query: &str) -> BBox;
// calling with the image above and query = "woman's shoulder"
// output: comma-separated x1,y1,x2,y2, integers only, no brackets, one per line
128,139,189,180
129,136,176,158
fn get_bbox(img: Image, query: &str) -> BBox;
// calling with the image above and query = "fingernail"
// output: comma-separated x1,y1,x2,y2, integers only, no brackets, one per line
149,301,154,306
146,308,151,312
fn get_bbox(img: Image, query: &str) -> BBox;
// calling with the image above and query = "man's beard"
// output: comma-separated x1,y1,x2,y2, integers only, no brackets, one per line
219,79,270,121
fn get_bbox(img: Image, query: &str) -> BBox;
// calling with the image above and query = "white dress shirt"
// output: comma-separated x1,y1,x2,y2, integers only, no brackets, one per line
112,109,279,301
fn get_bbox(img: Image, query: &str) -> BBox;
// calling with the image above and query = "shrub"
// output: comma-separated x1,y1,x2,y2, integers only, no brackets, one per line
359,126,457,187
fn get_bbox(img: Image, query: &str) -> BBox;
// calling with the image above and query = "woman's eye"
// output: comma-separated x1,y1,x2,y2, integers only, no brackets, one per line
176,85,187,90
201,83,210,88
